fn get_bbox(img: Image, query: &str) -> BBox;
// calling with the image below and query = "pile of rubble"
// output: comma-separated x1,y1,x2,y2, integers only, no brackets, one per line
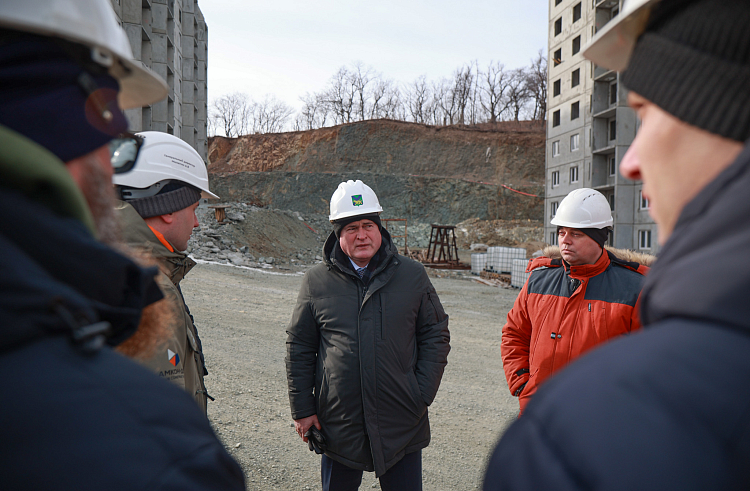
186,203,546,278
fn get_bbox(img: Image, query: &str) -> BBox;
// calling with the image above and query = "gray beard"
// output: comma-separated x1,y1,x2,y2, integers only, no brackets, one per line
76,153,121,246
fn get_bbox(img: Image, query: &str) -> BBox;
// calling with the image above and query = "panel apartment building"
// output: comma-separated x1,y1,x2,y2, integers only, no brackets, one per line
110,0,209,162
546,0,658,253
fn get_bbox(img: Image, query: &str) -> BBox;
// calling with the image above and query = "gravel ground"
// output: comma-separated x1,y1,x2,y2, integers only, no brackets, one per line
181,261,522,490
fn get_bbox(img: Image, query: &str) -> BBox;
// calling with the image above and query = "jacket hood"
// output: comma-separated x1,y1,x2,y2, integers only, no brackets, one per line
0,189,164,352
640,141,750,332
116,201,195,284
540,245,656,267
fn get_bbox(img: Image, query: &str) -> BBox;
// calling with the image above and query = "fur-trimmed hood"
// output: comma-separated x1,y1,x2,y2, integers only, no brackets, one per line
541,245,656,267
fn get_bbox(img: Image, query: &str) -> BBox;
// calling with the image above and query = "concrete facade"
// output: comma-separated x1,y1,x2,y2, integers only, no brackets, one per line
110,0,208,162
546,0,658,253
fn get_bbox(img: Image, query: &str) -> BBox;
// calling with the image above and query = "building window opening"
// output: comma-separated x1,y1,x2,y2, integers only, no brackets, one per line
573,2,582,22
639,190,650,210
609,155,616,176
552,170,560,187
555,17,562,36
572,68,580,87
571,101,580,120
551,201,559,218
554,48,562,66
570,166,579,183
639,229,652,250
550,231,558,245
570,133,580,151
608,193,615,211
608,118,617,141
552,140,560,156
553,79,561,96
553,110,561,127
610,81,618,105
572,35,581,55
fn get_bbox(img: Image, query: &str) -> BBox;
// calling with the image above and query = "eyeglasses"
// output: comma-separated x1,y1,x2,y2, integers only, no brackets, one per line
109,132,144,174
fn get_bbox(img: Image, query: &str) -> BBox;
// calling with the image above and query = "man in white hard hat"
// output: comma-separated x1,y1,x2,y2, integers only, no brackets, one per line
485,1,750,489
0,1,244,489
114,131,220,414
285,180,451,491
501,188,649,414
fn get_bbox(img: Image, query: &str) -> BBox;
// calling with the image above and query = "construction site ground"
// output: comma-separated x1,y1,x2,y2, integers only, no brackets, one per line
182,261,521,491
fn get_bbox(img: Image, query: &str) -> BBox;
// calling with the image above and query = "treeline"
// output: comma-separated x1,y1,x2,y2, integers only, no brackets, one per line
209,51,546,137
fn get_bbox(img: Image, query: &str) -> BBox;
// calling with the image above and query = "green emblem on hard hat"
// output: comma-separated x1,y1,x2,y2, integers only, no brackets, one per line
352,195,363,206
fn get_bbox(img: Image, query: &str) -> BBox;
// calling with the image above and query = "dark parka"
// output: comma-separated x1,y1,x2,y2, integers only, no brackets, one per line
484,142,750,490
116,202,209,413
0,125,244,490
286,229,450,477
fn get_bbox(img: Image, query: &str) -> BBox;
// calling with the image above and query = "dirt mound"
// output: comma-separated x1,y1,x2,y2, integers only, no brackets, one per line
207,119,545,225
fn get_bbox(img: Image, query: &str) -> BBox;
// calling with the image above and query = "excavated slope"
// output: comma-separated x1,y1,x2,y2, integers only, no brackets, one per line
208,119,545,224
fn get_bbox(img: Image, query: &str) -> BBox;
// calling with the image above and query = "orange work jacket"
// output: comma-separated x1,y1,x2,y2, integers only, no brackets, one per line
501,250,648,414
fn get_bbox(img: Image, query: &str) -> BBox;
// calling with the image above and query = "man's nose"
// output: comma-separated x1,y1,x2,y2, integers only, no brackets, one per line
620,143,642,181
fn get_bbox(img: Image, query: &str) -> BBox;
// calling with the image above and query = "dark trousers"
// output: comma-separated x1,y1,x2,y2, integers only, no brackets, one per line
321,450,422,491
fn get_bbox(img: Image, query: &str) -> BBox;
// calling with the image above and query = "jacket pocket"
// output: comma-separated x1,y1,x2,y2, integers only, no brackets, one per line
407,370,427,417
316,366,330,420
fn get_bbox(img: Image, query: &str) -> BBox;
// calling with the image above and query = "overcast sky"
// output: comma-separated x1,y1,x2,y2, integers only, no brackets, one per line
199,1,548,113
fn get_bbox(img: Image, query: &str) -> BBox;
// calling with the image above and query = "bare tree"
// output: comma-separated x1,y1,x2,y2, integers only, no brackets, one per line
504,68,532,122
405,76,430,123
210,92,251,138
322,66,356,125
250,95,294,134
525,50,548,121
350,62,374,121
451,65,474,125
298,92,329,130
481,61,510,123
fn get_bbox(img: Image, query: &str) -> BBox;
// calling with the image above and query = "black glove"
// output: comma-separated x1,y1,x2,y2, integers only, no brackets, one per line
514,382,527,397
304,426,327,454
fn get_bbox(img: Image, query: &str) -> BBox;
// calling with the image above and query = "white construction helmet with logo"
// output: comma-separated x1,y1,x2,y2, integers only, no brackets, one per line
113,131,219,199
551,188,613,229
329,180,383,222
0,0,167,109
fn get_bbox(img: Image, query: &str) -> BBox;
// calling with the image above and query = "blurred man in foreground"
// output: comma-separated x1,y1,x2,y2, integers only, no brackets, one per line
484,1,750,489
0,1,244,488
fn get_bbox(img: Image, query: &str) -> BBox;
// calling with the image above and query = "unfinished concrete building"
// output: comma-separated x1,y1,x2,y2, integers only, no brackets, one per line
546,0,658,253
110,0,209,162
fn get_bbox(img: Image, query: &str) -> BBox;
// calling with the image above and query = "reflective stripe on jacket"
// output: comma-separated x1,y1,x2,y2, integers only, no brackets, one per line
501,248,649,413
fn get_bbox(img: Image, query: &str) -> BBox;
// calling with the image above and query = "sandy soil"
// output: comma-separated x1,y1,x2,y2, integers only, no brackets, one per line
181,261,522,490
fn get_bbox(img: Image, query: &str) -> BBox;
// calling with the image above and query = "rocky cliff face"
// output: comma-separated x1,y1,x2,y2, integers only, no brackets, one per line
208,119,545,225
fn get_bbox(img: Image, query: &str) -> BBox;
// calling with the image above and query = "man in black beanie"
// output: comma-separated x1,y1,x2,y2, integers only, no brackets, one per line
286,180,451,490
484,1,750,489
0,1,244,489
114,131,220,415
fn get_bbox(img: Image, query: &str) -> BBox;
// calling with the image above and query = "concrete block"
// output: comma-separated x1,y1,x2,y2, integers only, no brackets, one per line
123,24,142,59
122,0,142,23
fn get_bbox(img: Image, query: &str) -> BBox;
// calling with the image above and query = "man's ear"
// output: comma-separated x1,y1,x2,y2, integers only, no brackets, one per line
159,213,175,224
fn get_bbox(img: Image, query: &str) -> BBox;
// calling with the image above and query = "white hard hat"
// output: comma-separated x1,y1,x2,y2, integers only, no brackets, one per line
582,0,661,72
551,188,613,229
113,131,219,199
0,0,168,109
329,180,383,222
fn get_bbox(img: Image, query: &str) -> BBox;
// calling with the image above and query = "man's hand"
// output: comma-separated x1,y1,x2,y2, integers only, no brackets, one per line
294,414,321,442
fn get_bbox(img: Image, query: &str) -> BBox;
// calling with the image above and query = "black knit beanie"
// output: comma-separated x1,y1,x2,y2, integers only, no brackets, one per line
622,0,750,142
332,213,382,239
123,182,202,219
558,226,609,249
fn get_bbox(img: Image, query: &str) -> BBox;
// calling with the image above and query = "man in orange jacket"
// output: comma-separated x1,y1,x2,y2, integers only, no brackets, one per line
501,188,649,414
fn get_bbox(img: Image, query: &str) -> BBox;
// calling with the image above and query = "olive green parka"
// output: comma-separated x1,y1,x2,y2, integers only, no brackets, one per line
116,202,209,414
285,229,450,476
